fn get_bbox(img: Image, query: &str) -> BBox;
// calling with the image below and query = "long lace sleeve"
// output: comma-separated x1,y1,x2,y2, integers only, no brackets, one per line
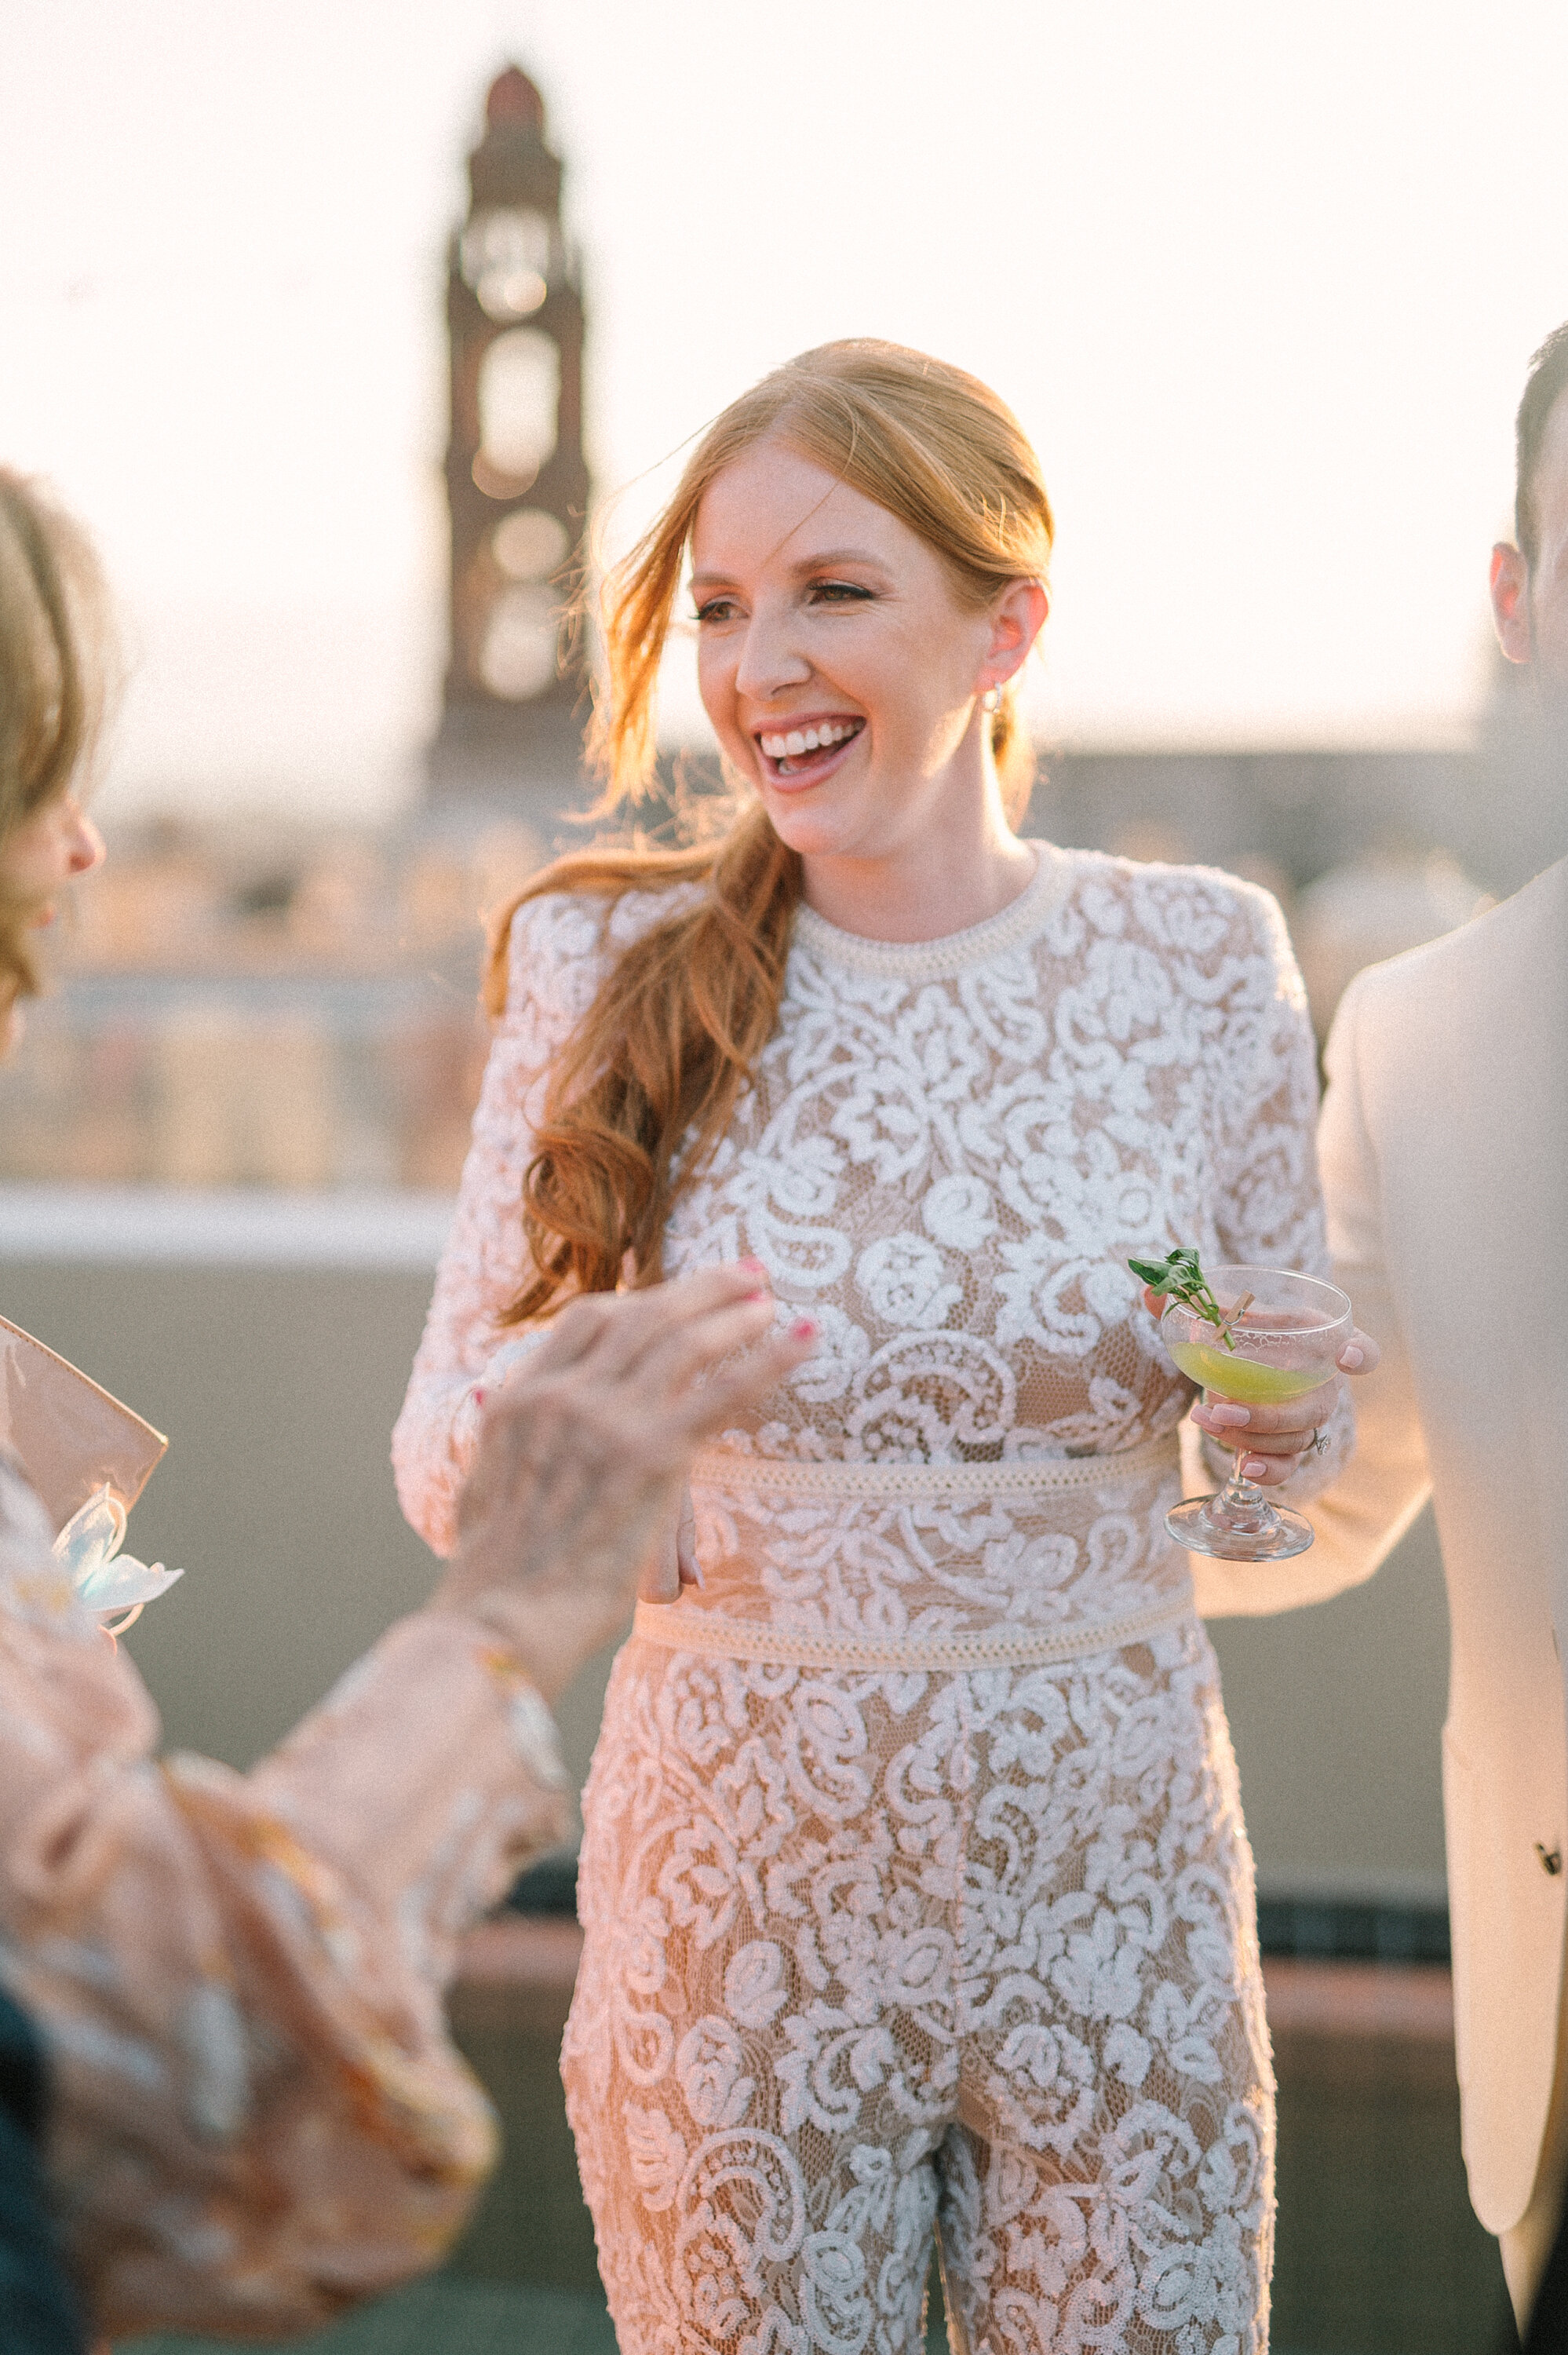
392,892,614,1557
1202,882,1354,1504
393,883,702,1557
0,1461,570,2339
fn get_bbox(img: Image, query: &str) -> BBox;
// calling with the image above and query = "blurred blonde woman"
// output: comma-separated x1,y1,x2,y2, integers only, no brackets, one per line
396,341,1369,2354
0,471,108,1053
0,469,811,2352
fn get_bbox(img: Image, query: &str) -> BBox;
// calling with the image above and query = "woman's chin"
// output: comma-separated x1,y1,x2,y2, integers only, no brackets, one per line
756,778,867,856
761,804,853,861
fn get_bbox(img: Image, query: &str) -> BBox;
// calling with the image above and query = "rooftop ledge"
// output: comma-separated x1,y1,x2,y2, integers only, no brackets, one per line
0,1185,456,1270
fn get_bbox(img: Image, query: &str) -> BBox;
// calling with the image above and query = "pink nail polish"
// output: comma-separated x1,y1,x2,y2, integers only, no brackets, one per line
1205,1402,1251,1427
789,1316,818,1341
1340,1345,1364,1370
1242,1456,1269,1479
738,1257,767,1276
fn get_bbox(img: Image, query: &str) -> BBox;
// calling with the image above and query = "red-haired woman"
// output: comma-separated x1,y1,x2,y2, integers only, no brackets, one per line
396,341,1371,2353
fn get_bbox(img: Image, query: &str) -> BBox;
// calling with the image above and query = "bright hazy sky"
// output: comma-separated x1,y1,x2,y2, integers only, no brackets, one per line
5,1,1568,820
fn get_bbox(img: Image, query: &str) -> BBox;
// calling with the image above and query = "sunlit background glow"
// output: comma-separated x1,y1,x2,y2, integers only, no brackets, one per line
5,0,1568,820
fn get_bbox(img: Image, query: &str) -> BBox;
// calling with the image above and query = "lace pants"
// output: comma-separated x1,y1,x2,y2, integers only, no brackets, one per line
562,1619,1274,2355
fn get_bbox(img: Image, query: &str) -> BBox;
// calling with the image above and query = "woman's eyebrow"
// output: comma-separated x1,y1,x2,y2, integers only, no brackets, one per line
786,547,890,575
689,547,893,590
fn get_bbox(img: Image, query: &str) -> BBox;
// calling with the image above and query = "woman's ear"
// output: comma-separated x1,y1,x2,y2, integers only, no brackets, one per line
979,579,1050,695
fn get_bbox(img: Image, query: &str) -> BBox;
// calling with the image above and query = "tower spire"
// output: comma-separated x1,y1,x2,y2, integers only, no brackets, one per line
427,66,589,814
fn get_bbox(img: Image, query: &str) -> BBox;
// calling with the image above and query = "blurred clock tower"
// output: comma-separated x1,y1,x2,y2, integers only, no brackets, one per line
427,67,591,811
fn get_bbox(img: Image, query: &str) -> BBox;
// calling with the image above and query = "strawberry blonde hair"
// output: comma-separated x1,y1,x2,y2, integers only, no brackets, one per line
494,339,1055,1324
0,471,113,1025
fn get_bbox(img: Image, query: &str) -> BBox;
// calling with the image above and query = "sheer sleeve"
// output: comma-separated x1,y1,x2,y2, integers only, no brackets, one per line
0,1459,571,2339
1202,882,1355,1505
392,883,703,1557
392,891,615,1557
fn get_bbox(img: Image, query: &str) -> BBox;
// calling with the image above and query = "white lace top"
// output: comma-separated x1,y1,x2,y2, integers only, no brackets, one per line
394,844,1350,1653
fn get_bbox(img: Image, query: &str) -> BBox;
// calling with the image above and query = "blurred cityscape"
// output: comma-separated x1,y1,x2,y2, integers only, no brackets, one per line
0,816,544,1191
1,68,586,1197
9,703,1559,1196
3,62,1562,1199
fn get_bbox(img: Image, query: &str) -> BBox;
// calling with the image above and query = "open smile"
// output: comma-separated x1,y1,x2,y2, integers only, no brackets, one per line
753,714,865,787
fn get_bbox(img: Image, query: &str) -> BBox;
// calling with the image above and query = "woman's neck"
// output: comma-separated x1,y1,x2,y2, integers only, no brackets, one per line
798,783,1038,945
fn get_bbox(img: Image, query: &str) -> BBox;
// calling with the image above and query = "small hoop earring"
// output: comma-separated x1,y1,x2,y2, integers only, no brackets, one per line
981,688,1000,714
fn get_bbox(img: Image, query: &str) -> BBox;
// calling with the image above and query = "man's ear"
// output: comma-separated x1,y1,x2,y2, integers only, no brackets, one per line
1490,541,1533,665
979,579,1050,695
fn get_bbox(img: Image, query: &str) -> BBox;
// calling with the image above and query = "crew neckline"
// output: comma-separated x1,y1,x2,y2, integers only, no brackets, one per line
790,842,1070,978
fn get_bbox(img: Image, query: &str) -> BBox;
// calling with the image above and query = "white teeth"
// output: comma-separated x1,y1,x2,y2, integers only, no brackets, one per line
760,720,859,761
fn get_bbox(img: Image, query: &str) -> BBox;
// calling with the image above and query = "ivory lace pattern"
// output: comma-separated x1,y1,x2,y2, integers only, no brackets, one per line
394,845,1351,2354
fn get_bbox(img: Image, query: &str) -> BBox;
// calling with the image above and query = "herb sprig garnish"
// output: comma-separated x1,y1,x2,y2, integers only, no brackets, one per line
1128,1247,1253,1353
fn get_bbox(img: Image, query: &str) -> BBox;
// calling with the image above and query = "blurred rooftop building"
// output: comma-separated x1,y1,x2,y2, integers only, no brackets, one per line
9,716,1550,1196
0,813,542,1192
426,66,593,822
6,51,1562,1198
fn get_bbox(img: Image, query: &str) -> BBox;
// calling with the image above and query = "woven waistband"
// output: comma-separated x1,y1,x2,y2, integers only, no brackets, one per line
632,1581,1196,1673
687,1427,1179,1506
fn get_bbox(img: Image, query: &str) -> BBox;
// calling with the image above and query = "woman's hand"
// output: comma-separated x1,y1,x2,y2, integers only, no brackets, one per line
639,1482,699,1605
636,1257,781,1603
434,1265,815,1692
1141,1283,1380,1489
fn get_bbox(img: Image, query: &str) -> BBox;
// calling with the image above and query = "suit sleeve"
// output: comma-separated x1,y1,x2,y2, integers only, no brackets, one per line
1193,964,1431,1616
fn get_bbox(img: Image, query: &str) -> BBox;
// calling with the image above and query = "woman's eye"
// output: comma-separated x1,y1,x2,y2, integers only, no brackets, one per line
694,598,740,625
807,581,872,605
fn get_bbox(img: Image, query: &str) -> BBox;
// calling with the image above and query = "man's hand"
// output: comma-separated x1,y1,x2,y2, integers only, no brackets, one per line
430,1266,815,1696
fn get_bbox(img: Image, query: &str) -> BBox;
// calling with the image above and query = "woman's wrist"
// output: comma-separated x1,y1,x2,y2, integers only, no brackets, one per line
426,1573,623,1706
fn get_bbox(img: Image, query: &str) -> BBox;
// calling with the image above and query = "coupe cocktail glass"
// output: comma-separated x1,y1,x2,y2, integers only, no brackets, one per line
1161,1265,1353,1562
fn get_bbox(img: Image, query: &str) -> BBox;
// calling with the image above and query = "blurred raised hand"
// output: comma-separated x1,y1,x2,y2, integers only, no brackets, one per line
432,1266,815,1693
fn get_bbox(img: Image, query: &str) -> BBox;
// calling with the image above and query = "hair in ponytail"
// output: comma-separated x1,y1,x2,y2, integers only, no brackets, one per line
494,338,1054,1324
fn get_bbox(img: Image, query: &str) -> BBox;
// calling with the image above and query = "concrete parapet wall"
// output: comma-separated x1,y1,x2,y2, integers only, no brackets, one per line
0,1186,1446,1906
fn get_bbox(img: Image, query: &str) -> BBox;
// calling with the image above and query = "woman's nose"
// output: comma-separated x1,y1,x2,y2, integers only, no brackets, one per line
65,801,105,878
734,612,811,703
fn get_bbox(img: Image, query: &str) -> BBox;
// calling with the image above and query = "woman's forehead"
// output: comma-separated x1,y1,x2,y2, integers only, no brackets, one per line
691,444,912,576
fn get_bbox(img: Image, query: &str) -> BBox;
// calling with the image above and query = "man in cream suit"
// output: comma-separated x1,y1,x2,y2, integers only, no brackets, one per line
1285,324,1568,2329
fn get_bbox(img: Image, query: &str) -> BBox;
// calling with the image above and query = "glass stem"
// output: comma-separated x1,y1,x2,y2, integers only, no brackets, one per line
1205,1425,1274,1536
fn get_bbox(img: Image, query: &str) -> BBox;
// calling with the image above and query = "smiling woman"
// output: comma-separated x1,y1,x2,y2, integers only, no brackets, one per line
687,438,1046,926
393,338,1370,2355
478,338,1056,1317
